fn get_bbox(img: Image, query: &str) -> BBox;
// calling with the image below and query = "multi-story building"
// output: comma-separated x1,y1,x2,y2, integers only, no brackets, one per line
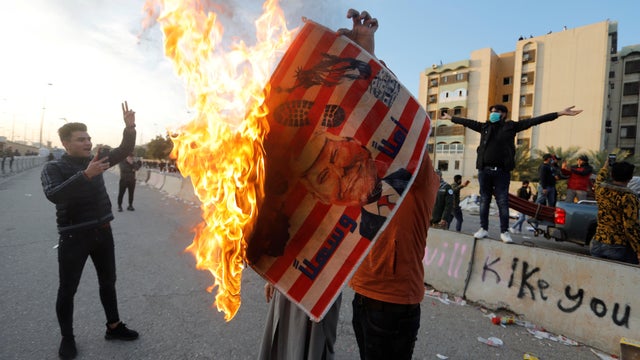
418,20,639,182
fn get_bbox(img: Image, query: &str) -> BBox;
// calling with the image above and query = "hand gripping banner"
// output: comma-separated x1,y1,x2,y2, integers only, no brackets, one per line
247,19,431,321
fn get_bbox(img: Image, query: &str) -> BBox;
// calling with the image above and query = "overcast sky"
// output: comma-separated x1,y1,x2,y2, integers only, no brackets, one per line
1,0,638,149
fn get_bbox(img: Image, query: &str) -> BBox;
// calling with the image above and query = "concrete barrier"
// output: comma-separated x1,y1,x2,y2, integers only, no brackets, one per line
178,176,201,204
424,229,640,356
147,171,165,189
1,156,47,177
136,168,150,182
161,175,182,197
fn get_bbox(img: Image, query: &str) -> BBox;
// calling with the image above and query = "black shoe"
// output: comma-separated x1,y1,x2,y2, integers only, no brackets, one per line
127,205,135,211
58,336,77,359
105,322,139,341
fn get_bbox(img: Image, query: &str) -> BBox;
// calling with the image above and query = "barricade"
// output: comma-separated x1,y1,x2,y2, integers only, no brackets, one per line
424,229,640,356
161,174,182,197
146,171,165,189
136,168,150,182
177,176,200,204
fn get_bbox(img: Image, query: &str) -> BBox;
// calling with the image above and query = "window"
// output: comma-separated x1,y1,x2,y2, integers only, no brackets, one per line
622,104,639,117
503,77,511,85
625,60,640,74
609,71,615,79
427,143,434,153
520,94,533,106
428,95,437,104
442,76,449,83
456,73,465,81
611,56,618,62
502,94,510,102
620,126,637,139
428,111,436,120
453,107,463,115
437,160,449,172
623,82,640,96
454,160,460,170
610,82,615,90
621,147,635,156
522,50,535,63
430,78,438,86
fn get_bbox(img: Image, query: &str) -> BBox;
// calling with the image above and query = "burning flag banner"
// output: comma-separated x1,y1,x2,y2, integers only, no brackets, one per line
248,20,431,321
152,0,430,322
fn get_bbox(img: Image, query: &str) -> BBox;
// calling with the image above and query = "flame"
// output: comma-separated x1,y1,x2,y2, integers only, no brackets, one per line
146,0,295,320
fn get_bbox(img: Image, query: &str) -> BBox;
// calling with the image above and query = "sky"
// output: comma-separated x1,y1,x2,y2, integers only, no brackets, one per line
1,0,639,149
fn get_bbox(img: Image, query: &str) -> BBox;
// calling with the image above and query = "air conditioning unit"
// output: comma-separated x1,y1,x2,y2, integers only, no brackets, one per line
521,77,528,83
432,64,438,69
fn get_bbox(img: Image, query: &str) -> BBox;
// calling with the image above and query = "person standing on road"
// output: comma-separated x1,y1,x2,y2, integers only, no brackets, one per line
117,154,139,212
431,169,454,229
561,154,593,202
450,174,470,232
41,102,139,359
342,9,439,360
440,105,582,243
536,154,559,207
591,160,640,264
510,180,532,233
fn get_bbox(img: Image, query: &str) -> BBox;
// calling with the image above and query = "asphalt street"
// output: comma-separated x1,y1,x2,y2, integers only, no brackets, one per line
0,167,603,359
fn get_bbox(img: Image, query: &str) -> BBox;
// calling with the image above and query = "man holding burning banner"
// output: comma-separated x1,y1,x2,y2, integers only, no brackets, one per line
41,102,139,359
257,9,439,360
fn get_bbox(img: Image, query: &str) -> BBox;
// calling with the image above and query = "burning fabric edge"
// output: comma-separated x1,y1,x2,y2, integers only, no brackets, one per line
150,0,295,321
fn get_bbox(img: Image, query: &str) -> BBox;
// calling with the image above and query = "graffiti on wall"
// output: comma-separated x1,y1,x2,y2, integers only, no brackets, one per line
481,255,632,329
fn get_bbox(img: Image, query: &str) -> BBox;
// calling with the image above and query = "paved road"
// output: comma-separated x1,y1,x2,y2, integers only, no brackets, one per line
0,167,603,359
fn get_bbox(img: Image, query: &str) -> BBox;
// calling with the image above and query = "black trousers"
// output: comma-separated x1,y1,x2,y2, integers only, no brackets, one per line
117,179,136,207
56,225,120,337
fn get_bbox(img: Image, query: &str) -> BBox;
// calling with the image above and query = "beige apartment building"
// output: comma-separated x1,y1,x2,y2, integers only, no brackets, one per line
418,20,640,183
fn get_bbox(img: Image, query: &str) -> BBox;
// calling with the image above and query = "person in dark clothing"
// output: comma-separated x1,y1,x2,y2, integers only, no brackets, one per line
510,180,532,233
450,174,470,231
431,169,454,228
41,102,139,359
117,154,139,212
536,154,561,207
440,104,582,243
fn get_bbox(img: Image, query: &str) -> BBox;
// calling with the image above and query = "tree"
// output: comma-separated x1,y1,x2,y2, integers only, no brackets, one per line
512,146,537,182
146,134,173,160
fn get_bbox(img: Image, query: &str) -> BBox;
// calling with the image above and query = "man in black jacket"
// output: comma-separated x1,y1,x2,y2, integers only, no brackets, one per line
41,102,139,359
117,154,140,212
441,104,582,243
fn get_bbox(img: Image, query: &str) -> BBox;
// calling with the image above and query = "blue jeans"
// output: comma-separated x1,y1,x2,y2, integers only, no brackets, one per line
449,206,463,231
590,239,639,265
478,168,511,233
536,185,556,207
352,293,420,360
512,212,527,232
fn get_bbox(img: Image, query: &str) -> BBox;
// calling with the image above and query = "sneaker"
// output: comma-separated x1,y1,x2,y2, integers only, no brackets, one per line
58,336,77,359
501,232,514,243
473,228,489,239
117,206,123,212
105,322,139,341
508,227,515,234
127,205,135,211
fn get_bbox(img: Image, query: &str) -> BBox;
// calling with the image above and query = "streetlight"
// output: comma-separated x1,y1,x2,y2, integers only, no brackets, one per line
39,82,53,147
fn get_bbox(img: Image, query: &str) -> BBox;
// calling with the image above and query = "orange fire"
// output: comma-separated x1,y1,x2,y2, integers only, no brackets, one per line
145,0,295,320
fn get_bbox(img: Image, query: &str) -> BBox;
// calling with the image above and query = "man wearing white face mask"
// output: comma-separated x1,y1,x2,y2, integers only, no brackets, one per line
440,104,582,243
